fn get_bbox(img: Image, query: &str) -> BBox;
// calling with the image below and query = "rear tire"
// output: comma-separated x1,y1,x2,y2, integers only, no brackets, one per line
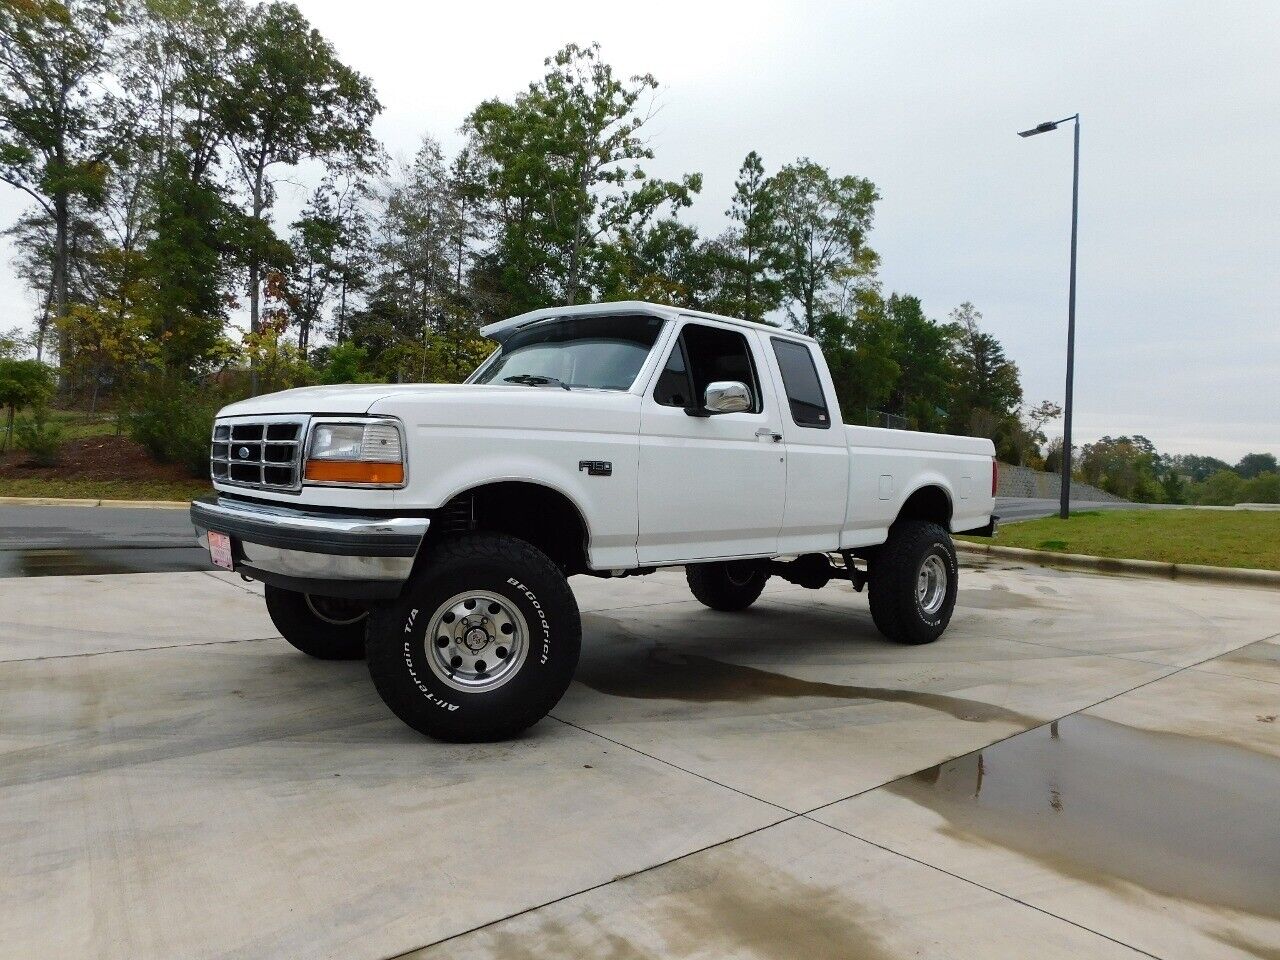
686,560,770,611
868,521,957,645
264,585,369,660
365,533,581,742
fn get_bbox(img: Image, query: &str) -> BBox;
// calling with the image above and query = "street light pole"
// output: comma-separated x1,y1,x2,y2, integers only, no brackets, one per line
1018,114,1080,519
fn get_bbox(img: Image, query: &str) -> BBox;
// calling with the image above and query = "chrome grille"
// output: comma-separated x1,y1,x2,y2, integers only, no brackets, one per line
211,416,307,491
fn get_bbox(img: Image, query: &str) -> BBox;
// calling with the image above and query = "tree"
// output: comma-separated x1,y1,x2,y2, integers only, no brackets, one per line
0,359,55,451
1234,452,1278,479
771,159,879,336
0,0,125,370
883,293,950,431
220,0,379,378
815,288,899,423
467,42,700,314
287,183,343,355
722,151,783,323
945,302,1022,434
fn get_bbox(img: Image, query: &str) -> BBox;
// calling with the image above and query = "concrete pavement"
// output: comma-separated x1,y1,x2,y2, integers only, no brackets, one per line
2,560,1277,958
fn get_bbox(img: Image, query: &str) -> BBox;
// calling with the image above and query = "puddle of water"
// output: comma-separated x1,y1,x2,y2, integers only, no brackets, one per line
574,646,1038,725
891,713,1280,920
0,548,210,577
956,587,1044,611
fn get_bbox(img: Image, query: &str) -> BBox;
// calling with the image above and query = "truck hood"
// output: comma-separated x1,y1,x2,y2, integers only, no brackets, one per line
216,382,594,417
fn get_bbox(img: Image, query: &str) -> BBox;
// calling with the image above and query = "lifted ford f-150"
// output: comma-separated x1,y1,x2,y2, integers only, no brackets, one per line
191,301,996,740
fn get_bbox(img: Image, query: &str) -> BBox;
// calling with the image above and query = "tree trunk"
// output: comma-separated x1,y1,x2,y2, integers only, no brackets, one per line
248,161,266,396
53,193,70,394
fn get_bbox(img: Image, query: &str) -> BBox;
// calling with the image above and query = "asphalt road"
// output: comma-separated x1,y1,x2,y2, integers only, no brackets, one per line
1,498,1168,577
0,505,210,577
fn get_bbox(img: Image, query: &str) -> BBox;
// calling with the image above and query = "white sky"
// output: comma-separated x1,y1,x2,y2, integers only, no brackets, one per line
2,0,1276,461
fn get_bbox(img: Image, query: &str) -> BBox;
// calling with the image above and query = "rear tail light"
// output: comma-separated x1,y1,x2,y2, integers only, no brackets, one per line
992,458,999,496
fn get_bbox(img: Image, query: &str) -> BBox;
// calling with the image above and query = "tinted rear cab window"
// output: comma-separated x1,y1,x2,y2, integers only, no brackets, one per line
771,338,830,428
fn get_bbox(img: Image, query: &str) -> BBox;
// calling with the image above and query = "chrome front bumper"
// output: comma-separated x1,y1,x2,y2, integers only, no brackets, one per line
191,496,430,599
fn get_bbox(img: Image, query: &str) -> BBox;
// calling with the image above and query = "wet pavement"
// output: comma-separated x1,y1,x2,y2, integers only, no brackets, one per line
0,504,210,576
1,559,1277,959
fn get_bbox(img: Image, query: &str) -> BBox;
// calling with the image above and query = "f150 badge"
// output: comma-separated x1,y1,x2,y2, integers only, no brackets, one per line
578,460,612,477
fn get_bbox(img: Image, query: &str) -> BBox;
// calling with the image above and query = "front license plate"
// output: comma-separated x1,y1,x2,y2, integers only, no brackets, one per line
208,530,234,570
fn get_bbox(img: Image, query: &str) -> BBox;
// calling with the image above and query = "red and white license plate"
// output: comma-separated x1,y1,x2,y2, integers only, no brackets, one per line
208,530,234,570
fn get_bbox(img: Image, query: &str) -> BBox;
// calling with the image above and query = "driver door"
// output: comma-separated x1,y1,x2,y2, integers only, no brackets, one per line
636,320,787,563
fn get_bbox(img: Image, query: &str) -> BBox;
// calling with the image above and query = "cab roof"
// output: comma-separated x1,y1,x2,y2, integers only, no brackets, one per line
479,300,817,345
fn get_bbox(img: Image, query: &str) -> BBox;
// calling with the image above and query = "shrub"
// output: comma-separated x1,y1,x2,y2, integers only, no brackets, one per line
1192,469,1245,506
14,409,65,467
128,383,221,477
1241,472,1280,504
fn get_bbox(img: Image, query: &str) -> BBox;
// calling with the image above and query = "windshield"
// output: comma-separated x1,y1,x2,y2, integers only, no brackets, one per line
473,314,665,391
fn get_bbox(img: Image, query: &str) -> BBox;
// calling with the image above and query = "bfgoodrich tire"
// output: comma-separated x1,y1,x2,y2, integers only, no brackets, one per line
867,520,958,645
365,533,581,742
264,584,369,660
686,560,770,611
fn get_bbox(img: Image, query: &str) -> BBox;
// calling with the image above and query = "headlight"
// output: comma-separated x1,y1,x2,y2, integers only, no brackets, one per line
304,419,406,486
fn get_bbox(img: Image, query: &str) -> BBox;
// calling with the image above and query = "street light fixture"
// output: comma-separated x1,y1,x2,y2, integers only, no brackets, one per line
1019,113,1080,520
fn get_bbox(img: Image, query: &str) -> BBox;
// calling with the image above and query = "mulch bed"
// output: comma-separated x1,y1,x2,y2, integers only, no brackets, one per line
0,434,199,483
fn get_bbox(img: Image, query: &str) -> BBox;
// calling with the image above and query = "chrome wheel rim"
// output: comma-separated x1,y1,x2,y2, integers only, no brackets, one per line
425,590,529,693
305,594,368,626
917,554,948,616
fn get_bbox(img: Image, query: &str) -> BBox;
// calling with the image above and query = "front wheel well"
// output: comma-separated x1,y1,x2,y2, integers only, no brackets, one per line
425,482,590,575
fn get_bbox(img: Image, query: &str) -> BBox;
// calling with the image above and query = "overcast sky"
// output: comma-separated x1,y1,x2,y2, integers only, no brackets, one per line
2,0,1276,460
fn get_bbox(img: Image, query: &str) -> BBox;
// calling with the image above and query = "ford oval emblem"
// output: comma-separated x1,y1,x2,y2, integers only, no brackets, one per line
238,446,251,459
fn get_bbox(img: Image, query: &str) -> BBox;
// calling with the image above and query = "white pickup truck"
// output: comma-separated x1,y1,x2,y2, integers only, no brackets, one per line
192,301,996,741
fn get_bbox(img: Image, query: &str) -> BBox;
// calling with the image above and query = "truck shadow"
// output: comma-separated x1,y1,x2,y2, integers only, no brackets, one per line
572,640,1037,725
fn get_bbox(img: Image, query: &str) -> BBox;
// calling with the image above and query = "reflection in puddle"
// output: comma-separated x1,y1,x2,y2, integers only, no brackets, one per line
0,548,210,577
575,646,1038,725
894,714,1280,919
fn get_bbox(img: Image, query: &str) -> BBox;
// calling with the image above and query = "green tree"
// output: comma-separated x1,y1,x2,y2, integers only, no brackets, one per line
0,358,55,450
467,42,699,314
945,302,1022,434
771,159,879,336
722,151,783,323
1234,452,1278,479
813,288,899,423
882,293,951,431
220,0,380,366
0,0,125,368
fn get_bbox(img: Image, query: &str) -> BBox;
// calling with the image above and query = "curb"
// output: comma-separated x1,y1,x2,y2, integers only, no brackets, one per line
0,496,190,509
956,541,1280,588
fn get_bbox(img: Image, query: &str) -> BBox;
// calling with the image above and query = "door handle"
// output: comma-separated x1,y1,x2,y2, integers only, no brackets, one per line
755,428,783,443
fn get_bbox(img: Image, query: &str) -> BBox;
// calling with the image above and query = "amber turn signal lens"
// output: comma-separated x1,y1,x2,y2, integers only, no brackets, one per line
304,460,404,485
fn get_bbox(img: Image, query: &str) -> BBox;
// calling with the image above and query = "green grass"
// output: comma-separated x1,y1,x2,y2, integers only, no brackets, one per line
0,476,209,502
963,509,1280,571
43,409,121,440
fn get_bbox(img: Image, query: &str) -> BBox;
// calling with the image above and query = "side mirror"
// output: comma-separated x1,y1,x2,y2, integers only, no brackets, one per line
702,381,752,415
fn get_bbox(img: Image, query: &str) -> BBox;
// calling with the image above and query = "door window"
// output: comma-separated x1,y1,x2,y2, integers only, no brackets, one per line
771,338,830,428
655,323,762,412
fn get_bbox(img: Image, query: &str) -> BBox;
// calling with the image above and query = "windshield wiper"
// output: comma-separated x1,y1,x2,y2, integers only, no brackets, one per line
503,374,571,390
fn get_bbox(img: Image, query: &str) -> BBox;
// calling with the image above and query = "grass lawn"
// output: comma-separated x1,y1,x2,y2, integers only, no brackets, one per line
0,476,208,502
964,509,1280,571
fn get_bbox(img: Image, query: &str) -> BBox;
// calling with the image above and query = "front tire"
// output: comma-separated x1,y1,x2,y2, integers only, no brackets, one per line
686,560,770,611
867,521,958,645
365,533,581,742
264,584,369,660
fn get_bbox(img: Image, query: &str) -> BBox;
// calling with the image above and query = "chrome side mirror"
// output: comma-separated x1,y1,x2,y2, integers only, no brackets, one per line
703,380,752,414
